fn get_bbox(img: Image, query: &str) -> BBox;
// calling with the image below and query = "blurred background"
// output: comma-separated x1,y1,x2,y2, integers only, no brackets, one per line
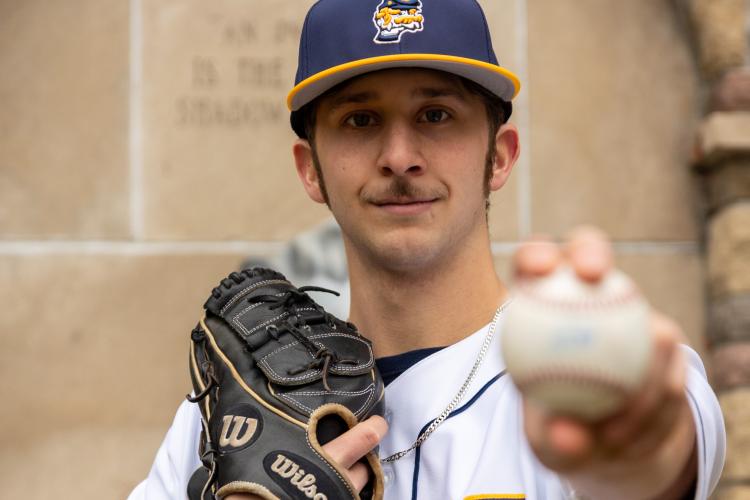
1,0,749,498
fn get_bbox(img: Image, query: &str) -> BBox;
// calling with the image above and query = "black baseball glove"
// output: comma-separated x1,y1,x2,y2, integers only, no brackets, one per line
187,267,385,500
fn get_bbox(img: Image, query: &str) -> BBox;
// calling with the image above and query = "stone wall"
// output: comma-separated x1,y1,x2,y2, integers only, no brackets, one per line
689,0,750,497
0,1,729,498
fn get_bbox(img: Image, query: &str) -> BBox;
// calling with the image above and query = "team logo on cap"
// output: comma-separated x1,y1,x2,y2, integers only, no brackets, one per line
373,0,424,44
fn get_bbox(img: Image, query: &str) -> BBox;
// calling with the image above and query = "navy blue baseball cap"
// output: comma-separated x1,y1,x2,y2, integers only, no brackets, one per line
287,0,520,116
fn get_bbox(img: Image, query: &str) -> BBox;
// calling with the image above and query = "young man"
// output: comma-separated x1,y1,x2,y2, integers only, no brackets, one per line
130,0,725,498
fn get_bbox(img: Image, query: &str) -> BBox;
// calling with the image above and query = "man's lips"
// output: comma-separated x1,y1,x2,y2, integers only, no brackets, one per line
371,198,439,215
362,179,447,216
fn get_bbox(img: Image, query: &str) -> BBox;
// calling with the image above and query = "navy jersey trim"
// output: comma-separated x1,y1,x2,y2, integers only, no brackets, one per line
411,370,508,500
376,346,446,386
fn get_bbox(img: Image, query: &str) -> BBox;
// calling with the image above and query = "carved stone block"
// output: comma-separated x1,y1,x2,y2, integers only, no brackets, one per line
141,0,326,240
709,294,750,345
696,112,750,167
1,427,168,499
0,253,248,436
711,67,750,112
710,342,750,390
528,0,700,240
690,0,747,80
712,485,750,500
719,388,750,479
708,203,750,298
702,157,750,213
0,0,130,238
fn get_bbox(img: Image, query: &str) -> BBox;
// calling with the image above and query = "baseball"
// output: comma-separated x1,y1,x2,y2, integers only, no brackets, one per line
502,266,652,421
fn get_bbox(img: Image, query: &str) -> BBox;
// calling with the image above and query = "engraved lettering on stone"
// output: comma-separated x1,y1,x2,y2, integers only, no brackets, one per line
274,20,302,44
176,97,282,127
171,13,298,130
237,57,283,87
192,57,219,88
223,21,258,45
219,415,258,448
270,454,328,499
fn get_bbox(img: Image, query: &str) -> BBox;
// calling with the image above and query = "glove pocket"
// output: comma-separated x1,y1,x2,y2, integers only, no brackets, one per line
253,331,375,385
253,332,379,419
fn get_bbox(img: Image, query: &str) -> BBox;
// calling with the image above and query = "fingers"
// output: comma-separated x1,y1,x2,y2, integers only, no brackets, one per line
513,236,561,278
600,313,689,458
346,462,371,491
323,415,387,468
321,415,388,491
600,322,674,445
524,398,596,473
564,226,613,282
513,226,613,282
547,417,593,459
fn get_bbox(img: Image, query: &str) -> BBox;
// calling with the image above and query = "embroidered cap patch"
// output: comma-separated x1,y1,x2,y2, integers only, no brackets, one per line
373,0,424,43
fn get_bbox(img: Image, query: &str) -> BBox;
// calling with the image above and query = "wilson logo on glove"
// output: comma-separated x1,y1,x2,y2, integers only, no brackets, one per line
264,451,336,500
219,416,258,447
217,404,263,453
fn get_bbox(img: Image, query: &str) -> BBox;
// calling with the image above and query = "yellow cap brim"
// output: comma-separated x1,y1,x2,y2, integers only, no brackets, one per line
287,53,521,111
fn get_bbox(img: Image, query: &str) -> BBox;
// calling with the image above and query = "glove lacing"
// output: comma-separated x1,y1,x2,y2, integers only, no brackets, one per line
251,286,359,391
187,327,219,403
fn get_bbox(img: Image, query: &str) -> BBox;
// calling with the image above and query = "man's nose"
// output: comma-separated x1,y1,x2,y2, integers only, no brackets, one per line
376,121,426,177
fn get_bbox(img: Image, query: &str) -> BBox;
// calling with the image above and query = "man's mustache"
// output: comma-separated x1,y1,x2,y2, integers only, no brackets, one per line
361,177,447,204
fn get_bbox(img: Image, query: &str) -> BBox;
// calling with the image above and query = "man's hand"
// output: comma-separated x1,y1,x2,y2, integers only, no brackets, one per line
513,227,697,500
226,415,388,500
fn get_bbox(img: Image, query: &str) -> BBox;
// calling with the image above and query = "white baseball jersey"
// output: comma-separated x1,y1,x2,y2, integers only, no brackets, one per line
129,317,726,499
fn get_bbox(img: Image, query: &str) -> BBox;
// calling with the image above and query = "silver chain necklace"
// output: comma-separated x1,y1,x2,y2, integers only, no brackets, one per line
380,299,512,463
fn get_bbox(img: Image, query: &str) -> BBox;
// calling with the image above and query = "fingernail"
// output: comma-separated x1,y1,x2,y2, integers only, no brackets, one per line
371,415,388,438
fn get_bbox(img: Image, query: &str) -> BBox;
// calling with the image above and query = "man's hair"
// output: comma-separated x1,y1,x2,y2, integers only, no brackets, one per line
291,72,510,209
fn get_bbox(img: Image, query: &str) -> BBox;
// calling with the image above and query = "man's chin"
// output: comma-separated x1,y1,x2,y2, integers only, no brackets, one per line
363,235,449,273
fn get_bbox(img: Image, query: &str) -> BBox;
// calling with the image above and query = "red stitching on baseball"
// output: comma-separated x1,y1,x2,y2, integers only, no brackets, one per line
513,366,631,394
514,280,642,311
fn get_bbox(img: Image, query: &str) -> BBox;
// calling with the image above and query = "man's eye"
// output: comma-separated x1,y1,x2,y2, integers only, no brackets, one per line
420,109,450,123
344,113,376,128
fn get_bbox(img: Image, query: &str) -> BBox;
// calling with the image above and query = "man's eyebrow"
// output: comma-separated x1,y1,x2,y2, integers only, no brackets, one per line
411,86,467,100
327,86,467,111
328,91,379,111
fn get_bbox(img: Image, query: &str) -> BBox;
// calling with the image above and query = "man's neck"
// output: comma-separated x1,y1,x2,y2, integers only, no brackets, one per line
345,236,507,357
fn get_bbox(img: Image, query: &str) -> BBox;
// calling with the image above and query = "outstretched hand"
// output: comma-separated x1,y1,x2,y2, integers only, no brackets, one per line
512,227,697,500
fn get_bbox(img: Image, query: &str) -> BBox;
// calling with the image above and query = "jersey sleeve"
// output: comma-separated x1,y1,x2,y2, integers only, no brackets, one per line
127,399,203,500
682,344,727,499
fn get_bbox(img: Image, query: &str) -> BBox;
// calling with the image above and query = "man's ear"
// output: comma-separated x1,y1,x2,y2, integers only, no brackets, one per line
489,123,521,192
293,139,327,204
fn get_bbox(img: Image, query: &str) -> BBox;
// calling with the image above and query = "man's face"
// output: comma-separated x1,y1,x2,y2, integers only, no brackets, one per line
296,68,513,273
